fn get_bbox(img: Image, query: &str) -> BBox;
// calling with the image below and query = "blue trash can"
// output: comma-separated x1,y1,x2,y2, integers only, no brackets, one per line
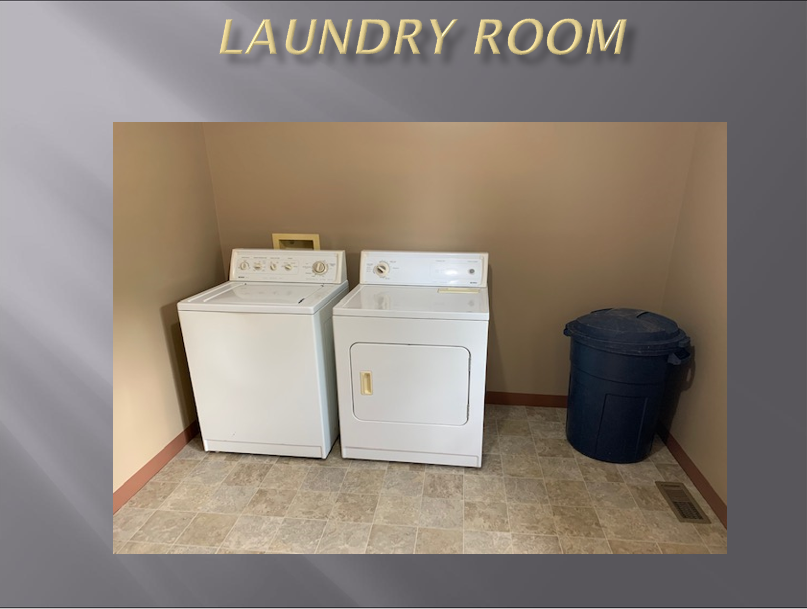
563,308,691,464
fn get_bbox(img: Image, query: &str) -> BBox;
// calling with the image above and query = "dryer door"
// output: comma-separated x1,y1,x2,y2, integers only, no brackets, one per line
350,343,470,426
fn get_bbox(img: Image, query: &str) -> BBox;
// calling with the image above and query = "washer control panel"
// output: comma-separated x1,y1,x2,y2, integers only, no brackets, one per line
229,249,346,284
360,251,488,287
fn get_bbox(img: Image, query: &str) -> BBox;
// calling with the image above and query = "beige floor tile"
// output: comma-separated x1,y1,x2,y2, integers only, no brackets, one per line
387,462,426,472
608,540,660,554
161,483,217,512
465,454,503,477
218,548,263,554
415,528,463,554
642,511,702,545
341,470,385,495
586,482,637,509
239,453,278,465
169,545,217,554
512,534,562,554
501,454,543,478
348,459,388,470
540,458,583,481
203,451,241,463
419,497,463,529
709,546,727,554
497,419,531,436
221,514,284,551
524,407,558,423
286,491,339,520
365,525,417,554
301,467,348,492
546,480,592,507
243,489,298,517
596,508,655,542
223,463,271,487
175,437,206,460
575,456,623,483
616,462,662,484
381,469,425,497
507,503,555,535
463,531,513,554
374,495,421,526
534,438,575,458
203,486,258,514
482,432,500,454
695,523,728,548
131,510,196,545
658,543,710,554
560,537,612,554
498,435,538,456
464,476,506,503
627,484,668,511
118,542,172,554
184,460,236,486
424,473,464,499
127,482,178,510
529,420,566,439
504,478,547,504
113,507,155,542
113,541,126,554
654,463,695,486
330,493,379,523
177,512,238,547
316,521,371,554
552,506,604,539
152,459,199,483
648,439,678,464
425,463,465,475
260,465,310,491
464,501,510,532
491,405,529,420
268,518,326,554
273,456,316,467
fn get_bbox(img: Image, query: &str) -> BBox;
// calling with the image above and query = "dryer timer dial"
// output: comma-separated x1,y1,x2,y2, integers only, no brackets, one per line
374,262,390,277
312,261,328,275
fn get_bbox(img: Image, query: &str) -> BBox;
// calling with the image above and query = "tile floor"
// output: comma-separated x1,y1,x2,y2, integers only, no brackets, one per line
114,405,727,554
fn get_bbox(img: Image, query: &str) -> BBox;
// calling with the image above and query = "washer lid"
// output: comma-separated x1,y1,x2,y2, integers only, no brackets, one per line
333,284,489,321
178,281,344,314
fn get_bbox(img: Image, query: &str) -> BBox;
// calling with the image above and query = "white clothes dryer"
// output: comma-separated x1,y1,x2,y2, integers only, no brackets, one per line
178,249,348,458
333,251,490,468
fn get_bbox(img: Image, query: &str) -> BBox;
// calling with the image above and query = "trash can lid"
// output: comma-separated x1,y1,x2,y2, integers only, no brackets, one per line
564,308,690,356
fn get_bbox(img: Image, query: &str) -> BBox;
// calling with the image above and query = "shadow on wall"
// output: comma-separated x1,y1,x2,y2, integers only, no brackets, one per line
160,304,198,430
658,346,697,439
486,264,504,392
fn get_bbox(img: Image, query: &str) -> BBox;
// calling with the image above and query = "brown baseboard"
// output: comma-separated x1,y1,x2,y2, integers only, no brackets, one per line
113,420,199,514
485,391,567,408
662,431,727,529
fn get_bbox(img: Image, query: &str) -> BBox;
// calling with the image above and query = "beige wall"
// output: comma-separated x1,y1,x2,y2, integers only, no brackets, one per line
661,123,728,503
113,123,224,492
203,122,698,395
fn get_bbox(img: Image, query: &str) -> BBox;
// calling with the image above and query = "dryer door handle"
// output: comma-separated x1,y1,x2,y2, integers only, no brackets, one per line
360,371,373,396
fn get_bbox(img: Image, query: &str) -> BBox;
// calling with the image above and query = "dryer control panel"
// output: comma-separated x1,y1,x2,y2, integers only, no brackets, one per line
229,249,346,284
360,251,488,287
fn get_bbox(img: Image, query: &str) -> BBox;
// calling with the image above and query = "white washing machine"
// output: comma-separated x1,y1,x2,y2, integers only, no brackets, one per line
178,249,348,458
333,251,490,468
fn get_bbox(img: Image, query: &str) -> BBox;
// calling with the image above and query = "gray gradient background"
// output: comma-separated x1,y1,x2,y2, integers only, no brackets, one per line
0,1,804,607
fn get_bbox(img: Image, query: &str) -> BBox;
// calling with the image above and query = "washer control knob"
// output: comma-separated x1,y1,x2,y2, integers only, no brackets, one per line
374,262,390,277
284,263,294,271
269,262,277,271
239,261,249,270
312,261,328,275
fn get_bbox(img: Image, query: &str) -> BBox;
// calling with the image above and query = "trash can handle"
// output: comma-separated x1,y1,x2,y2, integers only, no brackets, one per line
668,349,691,366
590,308,612,314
